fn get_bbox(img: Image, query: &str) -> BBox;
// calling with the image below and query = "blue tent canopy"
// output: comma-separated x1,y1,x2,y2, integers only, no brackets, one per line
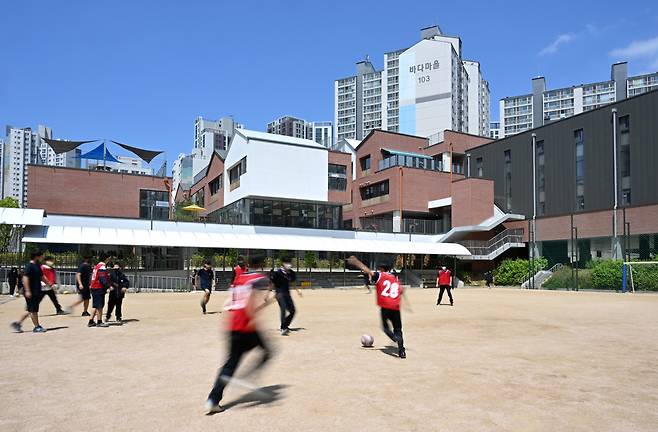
78,143,120,163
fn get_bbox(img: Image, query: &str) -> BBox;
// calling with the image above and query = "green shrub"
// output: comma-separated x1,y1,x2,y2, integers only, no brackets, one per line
628,263,658,291
543,268,593,290
590,260,623,290
494,257,548,285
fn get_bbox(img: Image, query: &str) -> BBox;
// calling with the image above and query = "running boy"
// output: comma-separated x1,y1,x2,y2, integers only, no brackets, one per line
197,260,214,314
88,256,111,327
41,256,66,315
205,272,274,414
10,251,50,333
347,255,407,359
270,261,301,336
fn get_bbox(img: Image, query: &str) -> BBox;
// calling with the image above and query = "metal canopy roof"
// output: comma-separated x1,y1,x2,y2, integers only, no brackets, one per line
382,148,433,160
14,212,471,256
0,208,44,226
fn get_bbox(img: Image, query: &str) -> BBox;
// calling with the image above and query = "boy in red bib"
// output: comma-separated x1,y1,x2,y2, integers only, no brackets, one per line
347,256,406,359
205,272,274,414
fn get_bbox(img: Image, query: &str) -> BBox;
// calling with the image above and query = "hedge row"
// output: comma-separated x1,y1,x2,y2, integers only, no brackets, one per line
543,260,658,291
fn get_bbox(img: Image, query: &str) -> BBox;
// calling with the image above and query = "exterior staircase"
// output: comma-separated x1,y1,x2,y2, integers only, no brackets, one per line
522,263,563,288
458,229,525,260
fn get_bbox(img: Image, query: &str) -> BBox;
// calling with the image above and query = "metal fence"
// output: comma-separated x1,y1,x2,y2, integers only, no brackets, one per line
54,271,191,292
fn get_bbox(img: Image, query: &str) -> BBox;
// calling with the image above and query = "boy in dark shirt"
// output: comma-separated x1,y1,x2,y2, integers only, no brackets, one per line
106,262,129,323
68,256,93,316
270,260,301,335
10,251,51,333
196,260,215,314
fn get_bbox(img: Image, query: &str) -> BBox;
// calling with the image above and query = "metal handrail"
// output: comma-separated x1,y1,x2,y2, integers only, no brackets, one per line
458,229,524,256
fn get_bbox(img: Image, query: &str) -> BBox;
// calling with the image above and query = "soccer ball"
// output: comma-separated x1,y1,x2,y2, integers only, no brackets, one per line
361,334,374,347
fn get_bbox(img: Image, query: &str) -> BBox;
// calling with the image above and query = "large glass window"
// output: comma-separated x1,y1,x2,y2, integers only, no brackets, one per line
619,116,631,206
575,129,585,211
139,189,169,220
328,164,347,191
504,150,512,211
537,141,545,215
360,180,389,200
210,198,341,229
476,157,483,177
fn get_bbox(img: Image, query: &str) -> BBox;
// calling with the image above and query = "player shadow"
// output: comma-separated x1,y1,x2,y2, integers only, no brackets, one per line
45,326,68,331
120,318,140,323
378,345,401,358
206,311,221,315
220,384,288,413
287,327,306,332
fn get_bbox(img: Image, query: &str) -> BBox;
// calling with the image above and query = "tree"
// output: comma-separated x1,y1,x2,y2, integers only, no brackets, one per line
304,251,317,271
0,197,20,253
173,199,196,222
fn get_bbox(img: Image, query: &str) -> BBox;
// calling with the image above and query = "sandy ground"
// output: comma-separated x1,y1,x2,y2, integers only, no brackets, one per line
1,287,658,432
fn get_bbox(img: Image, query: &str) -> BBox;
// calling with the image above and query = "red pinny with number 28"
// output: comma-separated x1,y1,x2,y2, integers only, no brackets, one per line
375,272,402,311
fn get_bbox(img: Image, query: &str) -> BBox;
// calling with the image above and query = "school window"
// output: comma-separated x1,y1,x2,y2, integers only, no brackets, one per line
476,157,483,177
139,189,169,220
619,116,631,206
360,155,371,172
209,174,223,195
229,157,247,188
504,150,512,211
328,164,347,191
360,180,389,200
575,129,585,211
537,141,545,215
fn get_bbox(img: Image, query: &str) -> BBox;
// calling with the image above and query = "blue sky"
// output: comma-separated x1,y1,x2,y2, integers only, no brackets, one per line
2,0,658,171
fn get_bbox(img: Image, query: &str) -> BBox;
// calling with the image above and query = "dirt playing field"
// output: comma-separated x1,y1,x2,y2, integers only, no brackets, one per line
1,287,658,431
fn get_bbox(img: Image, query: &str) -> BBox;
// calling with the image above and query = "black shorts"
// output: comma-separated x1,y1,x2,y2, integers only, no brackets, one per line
201,286,212,293
91,289,105,309
380,308,402,332
25,291,43,313
79,286,91,300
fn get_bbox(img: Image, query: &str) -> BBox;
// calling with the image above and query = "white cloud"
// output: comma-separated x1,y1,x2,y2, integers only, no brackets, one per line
609,36,658,59
539,33,576,56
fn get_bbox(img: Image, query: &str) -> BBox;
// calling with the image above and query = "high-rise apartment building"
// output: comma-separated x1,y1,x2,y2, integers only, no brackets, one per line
172,115,244,193
266,116,310,139
489,121,500,140
334,26,490,143
193,116,242,161
3,126,40,206
497,62,658,138
266,116,334,148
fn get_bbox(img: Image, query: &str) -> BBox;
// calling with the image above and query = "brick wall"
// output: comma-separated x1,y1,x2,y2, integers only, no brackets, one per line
451,178,494,227
188,153,224,217
504,203,658,241
27,165,170,218
328,151,352,205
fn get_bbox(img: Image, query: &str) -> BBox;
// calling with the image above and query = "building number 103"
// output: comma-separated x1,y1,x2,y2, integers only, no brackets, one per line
418,75,430,84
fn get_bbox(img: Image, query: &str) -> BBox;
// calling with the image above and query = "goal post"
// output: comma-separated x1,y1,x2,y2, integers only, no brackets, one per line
623,262,658,293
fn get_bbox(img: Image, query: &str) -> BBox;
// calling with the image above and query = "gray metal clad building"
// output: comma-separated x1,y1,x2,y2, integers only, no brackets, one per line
468,89,658,219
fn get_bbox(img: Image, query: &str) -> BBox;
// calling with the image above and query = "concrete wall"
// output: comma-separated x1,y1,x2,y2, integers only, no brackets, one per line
224,133,329,206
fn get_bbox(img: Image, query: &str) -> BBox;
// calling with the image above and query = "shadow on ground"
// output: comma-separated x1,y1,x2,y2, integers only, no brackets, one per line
219,384,288,412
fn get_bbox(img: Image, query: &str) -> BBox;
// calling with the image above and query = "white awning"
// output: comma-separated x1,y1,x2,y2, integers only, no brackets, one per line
20,213,471,256
0,208,44,226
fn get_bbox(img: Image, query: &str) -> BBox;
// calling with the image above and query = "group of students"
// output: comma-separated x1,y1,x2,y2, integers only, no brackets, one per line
204,254,406,414
193,257,301,336
9,251,130,333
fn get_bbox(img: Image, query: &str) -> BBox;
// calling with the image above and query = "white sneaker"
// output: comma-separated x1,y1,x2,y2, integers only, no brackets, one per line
205,400,224,414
